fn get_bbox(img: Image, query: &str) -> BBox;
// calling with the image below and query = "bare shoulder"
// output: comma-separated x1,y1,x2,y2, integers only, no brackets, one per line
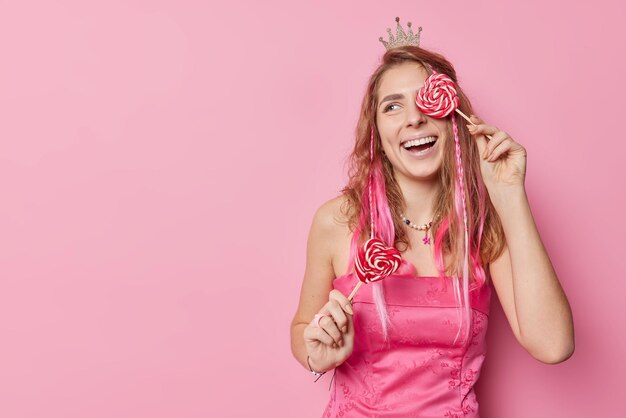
290,194,353,327
305,194,352,281
314,194,355,277
313,194,352,234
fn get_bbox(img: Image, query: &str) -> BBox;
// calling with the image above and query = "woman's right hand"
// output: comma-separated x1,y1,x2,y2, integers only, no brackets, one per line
303,289,355,372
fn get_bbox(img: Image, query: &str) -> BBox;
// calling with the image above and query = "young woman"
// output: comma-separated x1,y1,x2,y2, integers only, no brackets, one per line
290,19,574,417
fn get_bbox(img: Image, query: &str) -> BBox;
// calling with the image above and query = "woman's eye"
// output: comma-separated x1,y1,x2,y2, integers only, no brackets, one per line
384,103,400,112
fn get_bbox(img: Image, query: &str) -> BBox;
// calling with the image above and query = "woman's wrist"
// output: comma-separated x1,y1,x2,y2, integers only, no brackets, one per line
307,354,326,373
307,355,329,379
309,352,341,372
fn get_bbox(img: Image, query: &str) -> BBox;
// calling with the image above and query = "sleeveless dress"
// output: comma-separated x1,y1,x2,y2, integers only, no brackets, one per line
322,259,492,418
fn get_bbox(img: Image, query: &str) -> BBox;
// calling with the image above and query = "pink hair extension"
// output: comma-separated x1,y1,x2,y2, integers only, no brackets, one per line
368,126,396,342
450,112,472,346
347,125,396,343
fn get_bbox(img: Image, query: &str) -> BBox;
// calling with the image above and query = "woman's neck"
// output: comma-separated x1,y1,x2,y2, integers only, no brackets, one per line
396,175,440,223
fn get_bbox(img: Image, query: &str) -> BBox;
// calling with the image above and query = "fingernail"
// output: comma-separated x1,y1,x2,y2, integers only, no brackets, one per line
342,325,348,333
345,304,353,315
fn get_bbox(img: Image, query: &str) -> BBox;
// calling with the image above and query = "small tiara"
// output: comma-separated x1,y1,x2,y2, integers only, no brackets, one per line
378,16,422,50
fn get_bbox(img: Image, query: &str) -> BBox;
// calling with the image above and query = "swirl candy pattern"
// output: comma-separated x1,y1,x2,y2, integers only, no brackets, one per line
415,71,459,118
355,238,402,283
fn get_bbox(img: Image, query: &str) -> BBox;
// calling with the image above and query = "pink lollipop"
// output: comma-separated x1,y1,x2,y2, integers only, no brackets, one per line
348,237,401,302
416,71,494,140
416,72,459,118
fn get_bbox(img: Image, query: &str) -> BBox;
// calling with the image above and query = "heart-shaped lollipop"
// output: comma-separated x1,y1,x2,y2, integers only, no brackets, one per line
356,237,402,283
415,70,494,140
347,237,402,302
415,71,459,118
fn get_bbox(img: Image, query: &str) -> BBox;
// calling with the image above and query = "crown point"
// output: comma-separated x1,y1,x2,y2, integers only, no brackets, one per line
395,17,400,22
407,22,412,27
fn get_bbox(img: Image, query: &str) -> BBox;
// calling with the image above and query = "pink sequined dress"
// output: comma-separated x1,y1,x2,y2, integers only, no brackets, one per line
322,259,492,418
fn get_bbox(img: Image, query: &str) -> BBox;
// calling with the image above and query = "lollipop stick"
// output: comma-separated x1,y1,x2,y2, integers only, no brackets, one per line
455,108,493,140
347,281,363,303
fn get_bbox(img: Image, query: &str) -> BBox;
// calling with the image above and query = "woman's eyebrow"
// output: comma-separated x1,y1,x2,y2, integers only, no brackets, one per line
380,93,404,105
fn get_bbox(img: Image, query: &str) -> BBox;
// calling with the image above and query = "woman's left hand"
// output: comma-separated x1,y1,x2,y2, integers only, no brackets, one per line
467,114,527,192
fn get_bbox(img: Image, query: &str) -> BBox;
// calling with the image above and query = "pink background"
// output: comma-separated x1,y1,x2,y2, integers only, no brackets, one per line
0,1,624,417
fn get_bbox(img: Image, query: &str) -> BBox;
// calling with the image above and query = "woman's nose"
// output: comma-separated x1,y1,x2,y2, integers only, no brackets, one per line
406,101,427,127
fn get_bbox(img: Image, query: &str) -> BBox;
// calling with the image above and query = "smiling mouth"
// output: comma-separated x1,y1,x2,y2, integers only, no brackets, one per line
401,136,438,154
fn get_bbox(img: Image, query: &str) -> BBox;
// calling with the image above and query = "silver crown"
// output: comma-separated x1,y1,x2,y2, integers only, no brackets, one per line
378,17,422,50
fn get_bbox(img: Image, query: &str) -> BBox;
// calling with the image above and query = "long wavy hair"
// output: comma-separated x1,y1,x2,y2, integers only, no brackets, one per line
339,45,506,347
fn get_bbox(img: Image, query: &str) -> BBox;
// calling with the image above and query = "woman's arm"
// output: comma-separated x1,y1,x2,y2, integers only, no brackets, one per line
489,187,575,364
290,198,341,371
468,114,574,364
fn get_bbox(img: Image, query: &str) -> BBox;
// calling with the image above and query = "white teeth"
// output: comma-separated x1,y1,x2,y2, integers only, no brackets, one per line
402,136,437,148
